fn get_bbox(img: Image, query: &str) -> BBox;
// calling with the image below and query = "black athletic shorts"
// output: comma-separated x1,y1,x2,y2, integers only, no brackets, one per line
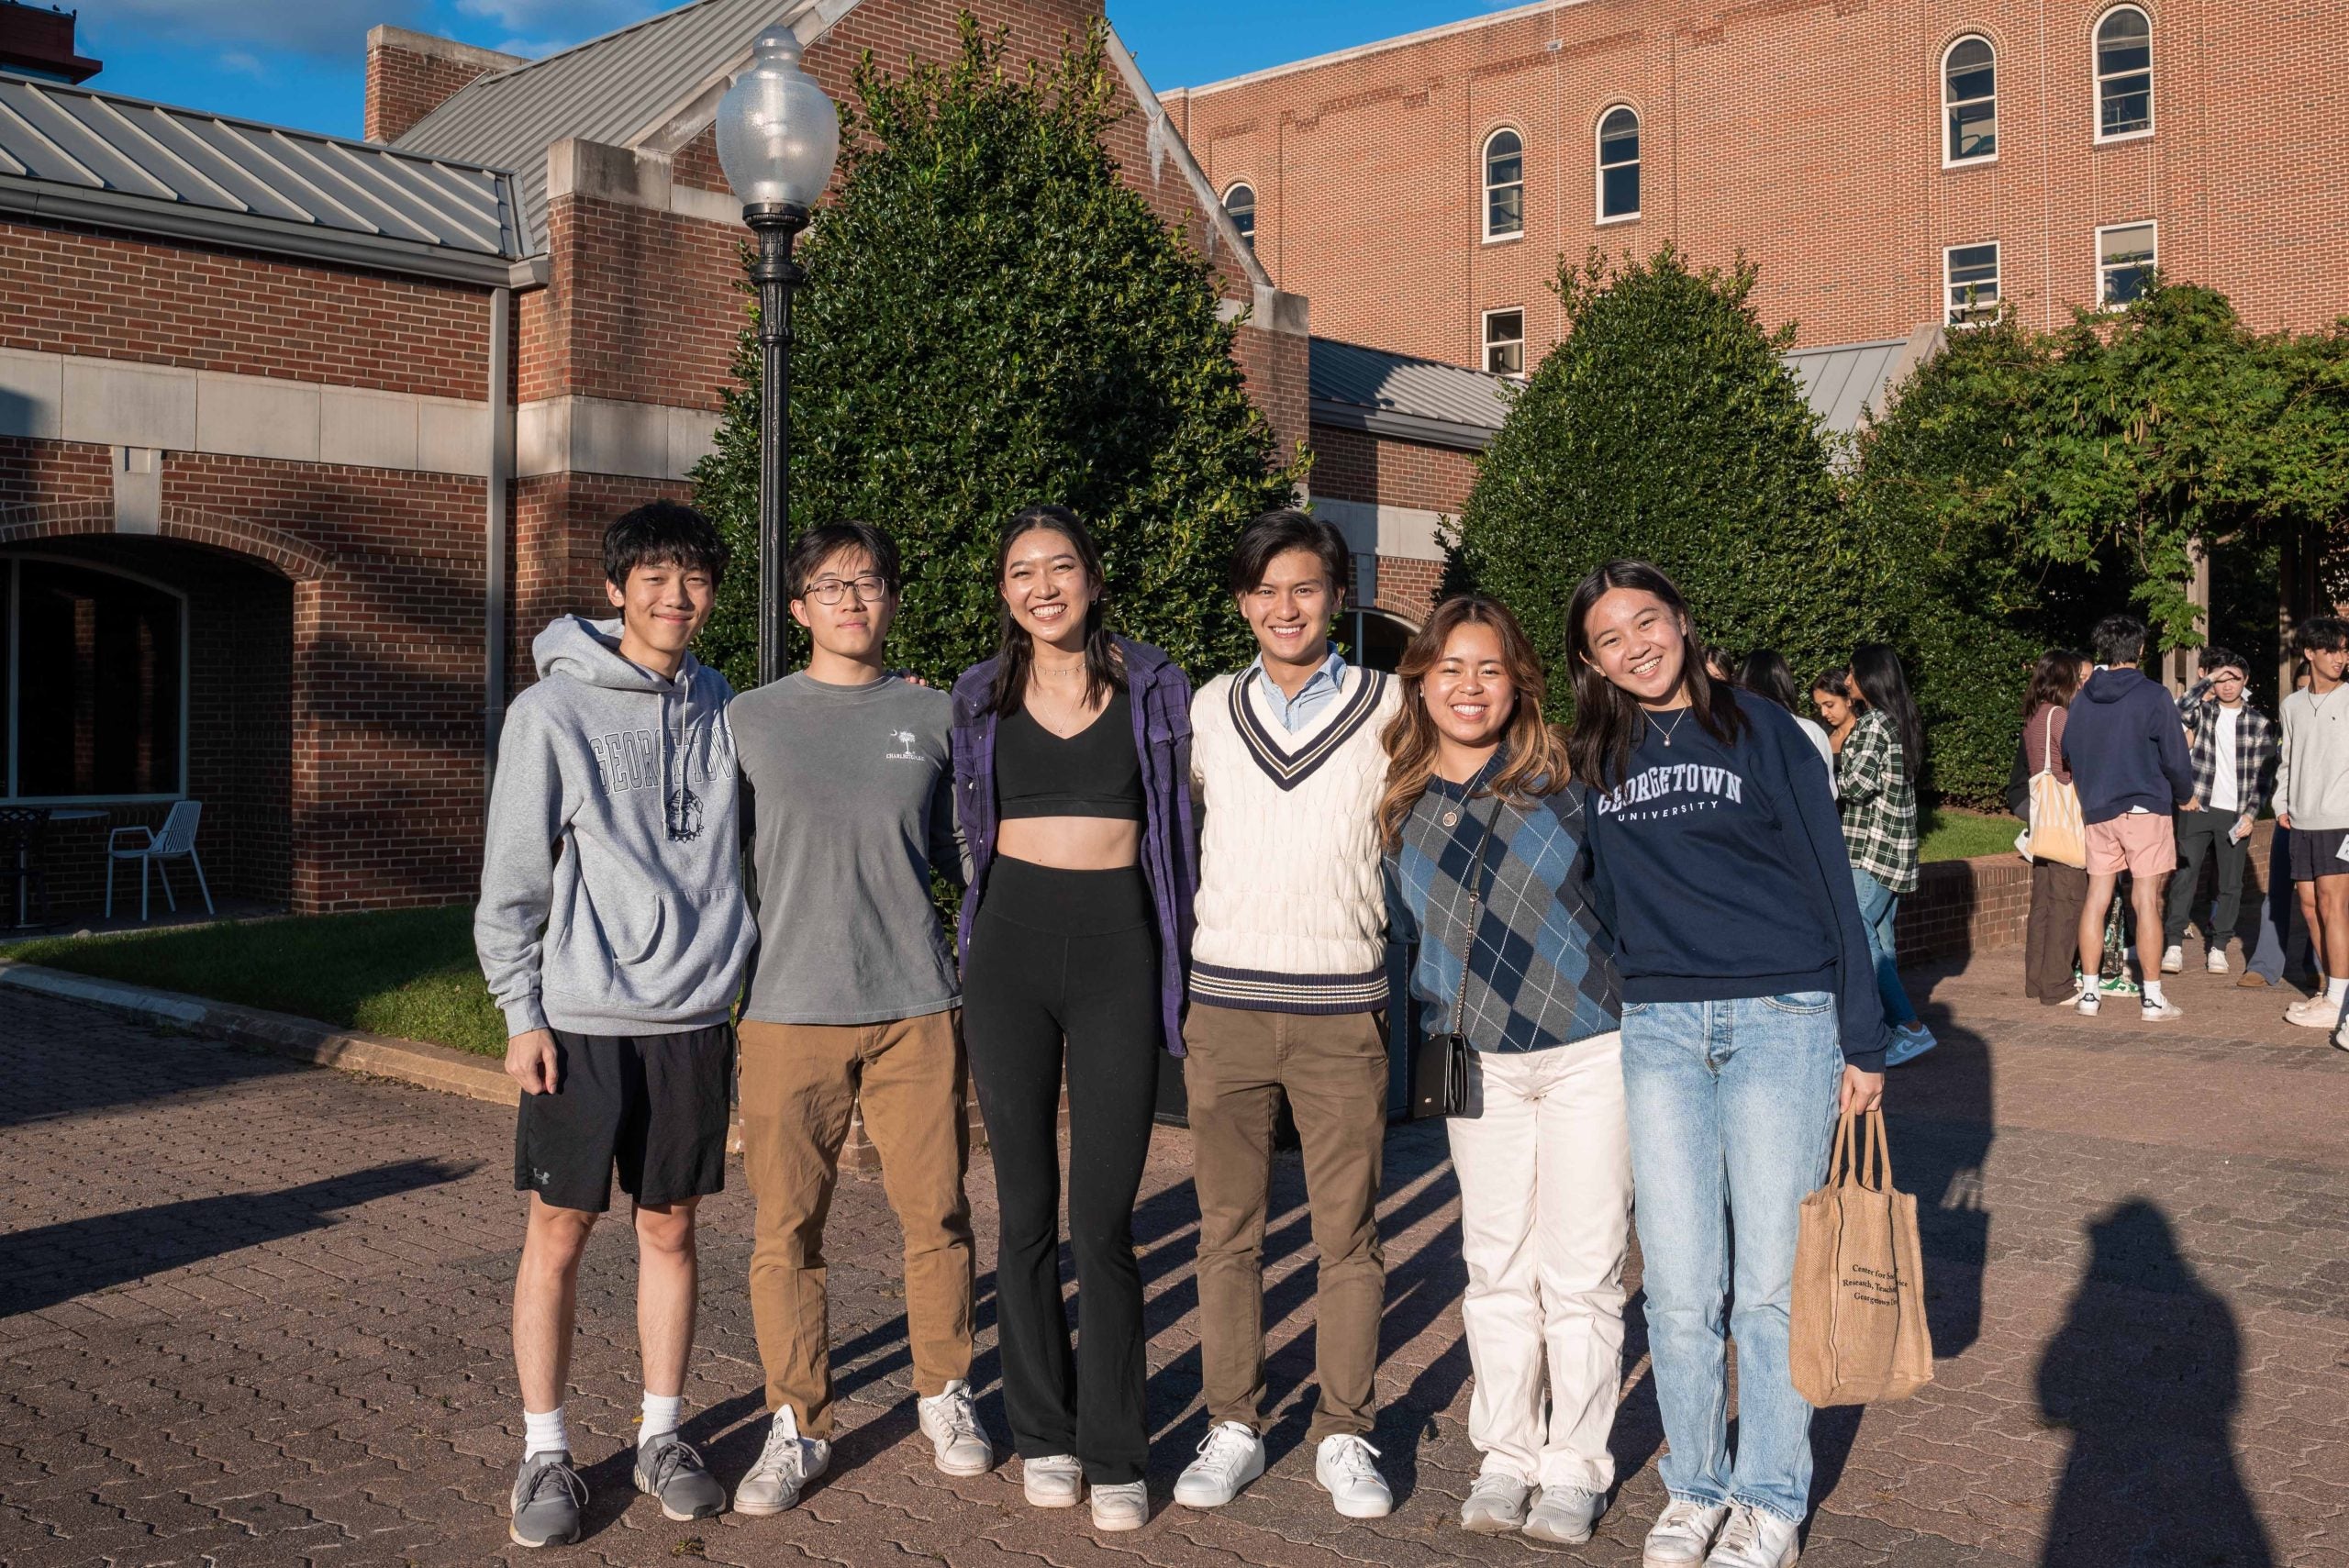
2288,826,2349,883
513,1022,735,1213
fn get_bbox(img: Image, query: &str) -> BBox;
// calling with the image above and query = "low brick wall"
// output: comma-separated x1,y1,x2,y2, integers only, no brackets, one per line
1894,818,2281,962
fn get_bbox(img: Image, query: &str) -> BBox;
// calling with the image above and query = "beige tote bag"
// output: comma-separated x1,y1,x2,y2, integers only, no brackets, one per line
2025,709,2088,869
1791,1108,1935,1407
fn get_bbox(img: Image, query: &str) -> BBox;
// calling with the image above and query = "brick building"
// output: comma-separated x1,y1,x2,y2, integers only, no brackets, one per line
0,0,1298,917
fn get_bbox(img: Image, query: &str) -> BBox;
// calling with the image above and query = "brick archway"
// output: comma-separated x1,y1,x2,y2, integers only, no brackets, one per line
0,502,331,582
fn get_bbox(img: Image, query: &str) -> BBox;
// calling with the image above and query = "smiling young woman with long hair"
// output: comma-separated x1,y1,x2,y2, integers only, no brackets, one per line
1378,596,1630,1548
1565,561,1884,1568
946,505,1198,1532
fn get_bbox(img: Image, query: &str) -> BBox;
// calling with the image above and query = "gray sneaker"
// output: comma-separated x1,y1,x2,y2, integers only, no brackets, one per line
508,1450,587,1549
1460,1473,1531,1533
1524,1484,1605,1545
635,1434,727,1522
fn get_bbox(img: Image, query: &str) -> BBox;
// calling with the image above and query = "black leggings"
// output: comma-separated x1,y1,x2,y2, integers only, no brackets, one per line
961,856,1162,1485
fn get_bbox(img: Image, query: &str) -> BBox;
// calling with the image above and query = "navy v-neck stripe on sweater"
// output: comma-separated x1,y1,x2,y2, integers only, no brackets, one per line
1582,693,1887,1070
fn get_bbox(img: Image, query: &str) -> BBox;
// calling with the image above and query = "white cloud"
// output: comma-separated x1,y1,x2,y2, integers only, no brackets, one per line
81,0,434,58
454,0,665,54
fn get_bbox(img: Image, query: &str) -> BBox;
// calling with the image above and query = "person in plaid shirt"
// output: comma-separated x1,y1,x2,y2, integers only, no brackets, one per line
2160,648,2277,977
1839,645,1934,1067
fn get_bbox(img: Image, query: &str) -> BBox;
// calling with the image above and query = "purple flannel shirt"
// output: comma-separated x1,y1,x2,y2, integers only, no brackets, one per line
950,637,1200,1054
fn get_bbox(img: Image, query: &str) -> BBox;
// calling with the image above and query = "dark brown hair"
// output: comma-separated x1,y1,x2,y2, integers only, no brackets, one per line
2021,648,2087,717
1229,507,1350,598
1564,560,1747,790
1378,595,1574,850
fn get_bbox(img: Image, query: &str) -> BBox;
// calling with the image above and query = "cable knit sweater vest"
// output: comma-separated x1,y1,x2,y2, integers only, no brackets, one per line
1188,664,1400,1012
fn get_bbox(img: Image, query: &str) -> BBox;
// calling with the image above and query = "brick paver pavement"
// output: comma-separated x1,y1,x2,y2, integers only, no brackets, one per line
4,943,2344,1567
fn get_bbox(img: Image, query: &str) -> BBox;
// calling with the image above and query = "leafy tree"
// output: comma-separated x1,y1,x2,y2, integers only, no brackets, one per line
693,17,1302,690
1451,245,1873,722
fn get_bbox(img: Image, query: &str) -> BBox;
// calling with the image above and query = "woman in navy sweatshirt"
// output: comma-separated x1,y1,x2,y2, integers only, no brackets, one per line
1565,561,1885,1568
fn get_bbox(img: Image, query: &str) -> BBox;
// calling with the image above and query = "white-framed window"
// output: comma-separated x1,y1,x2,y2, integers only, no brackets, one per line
1942,35,1997,163
2097,221,2156,306
2095,6,2153,139
1221,182,1256,249
1483,307,1526,377
1944,240,2001,326
1,554,189,802
1482,128,1524,240
1596,106,1640,222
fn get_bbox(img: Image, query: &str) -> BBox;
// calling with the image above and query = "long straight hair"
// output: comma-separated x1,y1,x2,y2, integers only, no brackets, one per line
1737,649,1800,711
1565,560,1747,791
1851,642,1924,782
1378,595,1574,851
2021,648,2086,717
987,505,1124,716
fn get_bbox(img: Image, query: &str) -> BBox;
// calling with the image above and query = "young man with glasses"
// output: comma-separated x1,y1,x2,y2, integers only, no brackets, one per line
727,523,994,1515
2161,650,2276,977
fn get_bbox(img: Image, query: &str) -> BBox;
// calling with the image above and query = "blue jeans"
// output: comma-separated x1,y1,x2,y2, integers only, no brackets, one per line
1850,868,1918,1028
1621,995,1843,1524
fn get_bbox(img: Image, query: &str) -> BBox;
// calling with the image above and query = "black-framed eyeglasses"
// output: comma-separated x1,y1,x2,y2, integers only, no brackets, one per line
804,575,890,605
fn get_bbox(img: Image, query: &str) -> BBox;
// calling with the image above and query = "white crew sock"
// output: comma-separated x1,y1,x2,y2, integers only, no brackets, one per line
2142,980,2167,1006
523,1406,569,1458
2330,977,2348,1005
640,1391,683,1449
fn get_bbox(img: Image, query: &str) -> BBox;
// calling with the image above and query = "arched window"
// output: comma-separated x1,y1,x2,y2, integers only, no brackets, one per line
1596,106,1639,222
2095,6,2153,139
1482,128,1524,239
1,555,187,800
1943,35,1996,162
1221,183,1256,249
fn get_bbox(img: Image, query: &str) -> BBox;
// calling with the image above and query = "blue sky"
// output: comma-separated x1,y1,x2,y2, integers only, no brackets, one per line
73,0,1508,139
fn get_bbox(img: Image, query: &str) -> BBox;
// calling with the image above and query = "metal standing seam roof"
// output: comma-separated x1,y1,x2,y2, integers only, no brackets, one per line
396,0,818,254
0,70,526,283
1782,336,1913,437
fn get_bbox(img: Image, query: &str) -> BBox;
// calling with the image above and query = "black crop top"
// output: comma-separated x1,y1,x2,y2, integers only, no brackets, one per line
996,687,1146,821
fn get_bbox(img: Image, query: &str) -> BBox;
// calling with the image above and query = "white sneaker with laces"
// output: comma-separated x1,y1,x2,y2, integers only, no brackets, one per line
2141,996,2184,1021
1089,1479,1148,1531
2075,989,2101,1017
1173,1421,1264,1508
1459,1473,1531,1533
2334,1017,2349,1053
1021,1454,1084,1508
2207,945,2231,974
1643,1499,1731,1567
2286,995,2343,1029
1312,1434,1392,1519
916,1379,994,1476
732,1408,829,1516
1701,1502,1801,1568
1523,1485,1604,1544
2160,944,2184,973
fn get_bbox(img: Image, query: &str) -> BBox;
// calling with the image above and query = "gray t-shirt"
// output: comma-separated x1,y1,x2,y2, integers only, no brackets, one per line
733,672,961,1025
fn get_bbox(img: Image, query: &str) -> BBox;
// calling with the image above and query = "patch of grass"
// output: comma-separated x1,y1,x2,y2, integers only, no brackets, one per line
8,906,506,1056
1920,806,2021,864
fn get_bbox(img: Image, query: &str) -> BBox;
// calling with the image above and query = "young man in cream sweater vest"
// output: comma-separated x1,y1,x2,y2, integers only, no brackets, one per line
1175,509,1403,1519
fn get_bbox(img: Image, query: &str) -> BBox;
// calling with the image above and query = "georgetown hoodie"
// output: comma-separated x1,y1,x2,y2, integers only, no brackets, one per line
2061,665,2197,825
474,616,754,1039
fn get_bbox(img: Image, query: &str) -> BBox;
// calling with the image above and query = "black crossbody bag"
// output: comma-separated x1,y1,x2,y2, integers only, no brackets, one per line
1407,791,1503,1120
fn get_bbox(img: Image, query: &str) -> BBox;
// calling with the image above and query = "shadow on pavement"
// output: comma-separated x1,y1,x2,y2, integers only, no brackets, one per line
2034,1198,2273,1568
0,1157,473,1317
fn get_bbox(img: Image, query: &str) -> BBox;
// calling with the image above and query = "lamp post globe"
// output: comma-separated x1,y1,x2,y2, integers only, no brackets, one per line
715,27,840,685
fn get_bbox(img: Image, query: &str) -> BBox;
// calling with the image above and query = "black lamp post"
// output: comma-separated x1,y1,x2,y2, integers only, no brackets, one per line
715,27,841,686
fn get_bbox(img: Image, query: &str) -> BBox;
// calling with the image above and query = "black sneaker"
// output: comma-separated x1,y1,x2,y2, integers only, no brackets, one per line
508,1450,587,1548
636,1434,727,1521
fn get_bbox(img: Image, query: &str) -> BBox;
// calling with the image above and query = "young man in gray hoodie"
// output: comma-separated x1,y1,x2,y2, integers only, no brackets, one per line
474,501,756,1549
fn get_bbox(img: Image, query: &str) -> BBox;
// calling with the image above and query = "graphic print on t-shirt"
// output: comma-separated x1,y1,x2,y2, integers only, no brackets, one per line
1592,760,1748,822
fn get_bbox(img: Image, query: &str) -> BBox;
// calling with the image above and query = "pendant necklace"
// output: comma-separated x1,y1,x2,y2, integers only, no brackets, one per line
1653,707,1689,748
1441,755,1500,828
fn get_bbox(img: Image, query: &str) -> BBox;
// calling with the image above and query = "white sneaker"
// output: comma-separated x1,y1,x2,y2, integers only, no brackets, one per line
1459,1472,1531,1533
1173,1421,1264,1508
2333,1018,2348,1053
1882,1023,1937,1068
2075,990,2101,1017
1523,1484,1604,1545
1643,1499,1731,1567
732,1408,829,1516
2160,944,2184,974
1089,1479,1148,1531
1021,1454,1084,1508
1702,1502,1801,1567
2286,995,2343,1030
2140,997,2184,1021
2207,945,2231,974
916,1379,995,1477
1313,1434,1392,1519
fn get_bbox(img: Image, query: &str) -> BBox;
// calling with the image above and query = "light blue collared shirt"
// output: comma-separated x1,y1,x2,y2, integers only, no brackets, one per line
1248,646,1349,732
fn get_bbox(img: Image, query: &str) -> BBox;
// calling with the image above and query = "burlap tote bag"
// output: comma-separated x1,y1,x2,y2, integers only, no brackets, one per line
1791,1107,1935,1406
